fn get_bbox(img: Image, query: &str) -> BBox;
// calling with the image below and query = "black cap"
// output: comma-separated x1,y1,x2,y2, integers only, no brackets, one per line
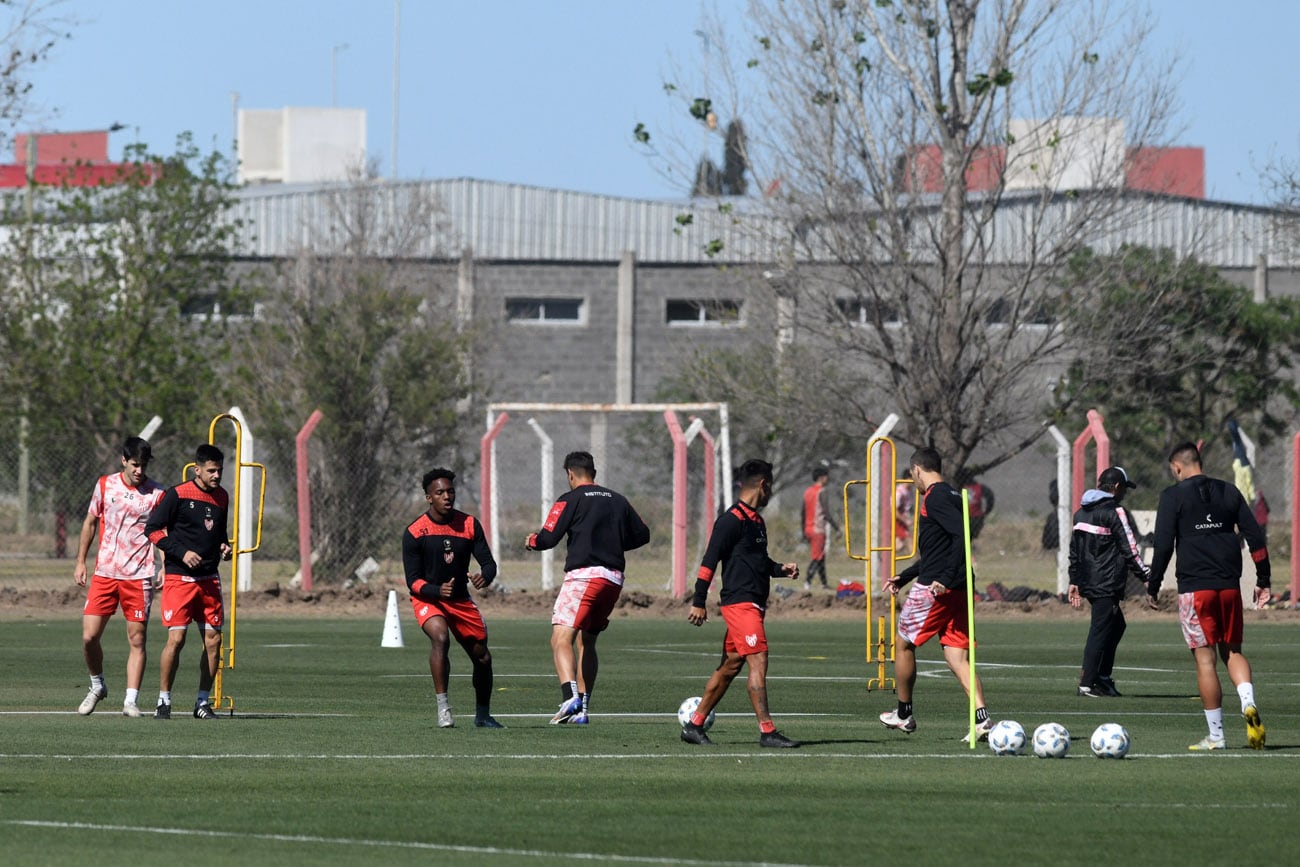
1098,466,1137,490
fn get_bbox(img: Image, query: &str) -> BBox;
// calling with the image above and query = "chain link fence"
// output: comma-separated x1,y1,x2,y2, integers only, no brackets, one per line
2,419,1292,594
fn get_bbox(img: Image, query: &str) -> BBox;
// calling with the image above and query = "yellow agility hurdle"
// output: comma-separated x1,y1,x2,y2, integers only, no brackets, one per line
842,436,916,691
181,413,267,714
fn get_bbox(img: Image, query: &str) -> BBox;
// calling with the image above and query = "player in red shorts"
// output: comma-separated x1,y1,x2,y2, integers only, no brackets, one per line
682,459,801,748
1147,442,1271,751
144,444,232,720
402,467,502,729
879,447,992,742
801,467,838,590
73,437,166,717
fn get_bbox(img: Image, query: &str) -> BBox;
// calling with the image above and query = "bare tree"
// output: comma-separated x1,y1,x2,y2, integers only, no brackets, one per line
0,1,71,139
240,175,474,583
642,0,1183,477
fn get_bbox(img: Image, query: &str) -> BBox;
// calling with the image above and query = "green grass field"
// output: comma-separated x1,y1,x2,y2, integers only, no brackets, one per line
2,614,1296,865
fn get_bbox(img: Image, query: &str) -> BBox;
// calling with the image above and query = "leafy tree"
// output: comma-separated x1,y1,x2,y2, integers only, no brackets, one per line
1054,245,1300,489
638,0,1183,478
0,134,246,535
239,177,474,583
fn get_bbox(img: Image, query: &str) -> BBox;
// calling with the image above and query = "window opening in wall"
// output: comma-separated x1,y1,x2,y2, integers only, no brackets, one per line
665,299,743,325
506,297,585,324
836,297,899,326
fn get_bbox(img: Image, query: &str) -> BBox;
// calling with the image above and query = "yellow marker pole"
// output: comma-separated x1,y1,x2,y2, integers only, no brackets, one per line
962,489,976,749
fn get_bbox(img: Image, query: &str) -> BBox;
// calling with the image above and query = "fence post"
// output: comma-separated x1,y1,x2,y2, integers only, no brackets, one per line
295,409,323,592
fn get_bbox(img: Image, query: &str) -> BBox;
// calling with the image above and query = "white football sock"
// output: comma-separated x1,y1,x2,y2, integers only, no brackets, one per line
90,674,106,693
158,690,171,706
1236,682,1256,714
436,693,450,711
1205,708,1224,741
124,688,139,705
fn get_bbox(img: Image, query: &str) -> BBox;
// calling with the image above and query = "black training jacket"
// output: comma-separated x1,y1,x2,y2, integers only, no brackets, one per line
1068,492,1149,599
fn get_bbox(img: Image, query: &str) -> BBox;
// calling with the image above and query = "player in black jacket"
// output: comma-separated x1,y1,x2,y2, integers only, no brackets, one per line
144,444,231,720
1067,466,1149,698
402,467,502,729
526,451,650,724
879,447,992,742
1147,442,1270,751
681,459,801,749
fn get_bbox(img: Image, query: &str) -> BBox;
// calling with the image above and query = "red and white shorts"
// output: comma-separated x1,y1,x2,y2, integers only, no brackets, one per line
897,582,971,649
721,602,768,656
411,596,488,642
807,532,827,561
160,577,224,631
552,567,624,633
83,574,153,622
1178,587,1244,649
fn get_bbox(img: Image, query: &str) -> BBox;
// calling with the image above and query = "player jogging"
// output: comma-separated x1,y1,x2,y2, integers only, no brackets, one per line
402,467,503,729
1147,441,1270,751
681,458,801,749
526,450,650,725
879,447,992,742
73,436,166,717
145,443,232,720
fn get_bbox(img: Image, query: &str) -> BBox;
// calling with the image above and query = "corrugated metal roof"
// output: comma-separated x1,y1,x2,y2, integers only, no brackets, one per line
229,178,1300,268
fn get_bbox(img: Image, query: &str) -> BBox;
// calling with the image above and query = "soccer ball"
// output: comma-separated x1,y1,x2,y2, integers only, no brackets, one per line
677,696,715,731
1032,722,1071,758
988,720,1027,755
1090,723,1130,759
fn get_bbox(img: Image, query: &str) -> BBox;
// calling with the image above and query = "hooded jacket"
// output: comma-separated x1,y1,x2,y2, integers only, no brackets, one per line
1068,489,1149,599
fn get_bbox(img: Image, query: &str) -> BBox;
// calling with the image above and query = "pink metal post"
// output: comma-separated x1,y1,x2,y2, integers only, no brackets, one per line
295,409,323,592
1291,431,1299,606
694,419,717,542
1071,409,1110,509
664,410,689,597
479,412,510,543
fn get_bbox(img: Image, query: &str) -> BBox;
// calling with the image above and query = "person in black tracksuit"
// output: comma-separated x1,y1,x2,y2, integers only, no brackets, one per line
1068,466,1149,698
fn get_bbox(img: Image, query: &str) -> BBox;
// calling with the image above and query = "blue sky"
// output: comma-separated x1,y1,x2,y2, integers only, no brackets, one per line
22,0,1300,204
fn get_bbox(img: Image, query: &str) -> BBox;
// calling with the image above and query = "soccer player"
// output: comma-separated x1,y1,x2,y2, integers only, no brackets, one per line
1067,466,1150,698
144,444,232,720
73,436,166,717
801,467,838,590
525,450,650,724
681,458,801,749
879,447,992,742
1147,441,1271,751
402,467,503,729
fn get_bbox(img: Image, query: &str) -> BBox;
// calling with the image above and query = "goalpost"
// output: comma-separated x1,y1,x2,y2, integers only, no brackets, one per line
481,402,731,595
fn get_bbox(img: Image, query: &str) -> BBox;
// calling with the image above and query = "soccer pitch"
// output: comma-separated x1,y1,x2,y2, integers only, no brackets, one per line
2,615,1296,865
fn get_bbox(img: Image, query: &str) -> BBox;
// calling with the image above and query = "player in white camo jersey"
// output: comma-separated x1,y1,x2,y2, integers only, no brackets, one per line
74,437,166,718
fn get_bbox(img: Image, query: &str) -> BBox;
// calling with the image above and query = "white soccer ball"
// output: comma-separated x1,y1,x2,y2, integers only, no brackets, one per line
988,720,1027,755
1090,722,1130,759
677,696,715,731
1032,722,1071,758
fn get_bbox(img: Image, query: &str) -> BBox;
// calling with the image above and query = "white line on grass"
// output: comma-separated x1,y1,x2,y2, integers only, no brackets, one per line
0,820,813,866
0,711,356,717
3,751,1294,761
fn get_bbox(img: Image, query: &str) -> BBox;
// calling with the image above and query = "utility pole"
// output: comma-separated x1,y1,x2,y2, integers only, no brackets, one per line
391,0,400,179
